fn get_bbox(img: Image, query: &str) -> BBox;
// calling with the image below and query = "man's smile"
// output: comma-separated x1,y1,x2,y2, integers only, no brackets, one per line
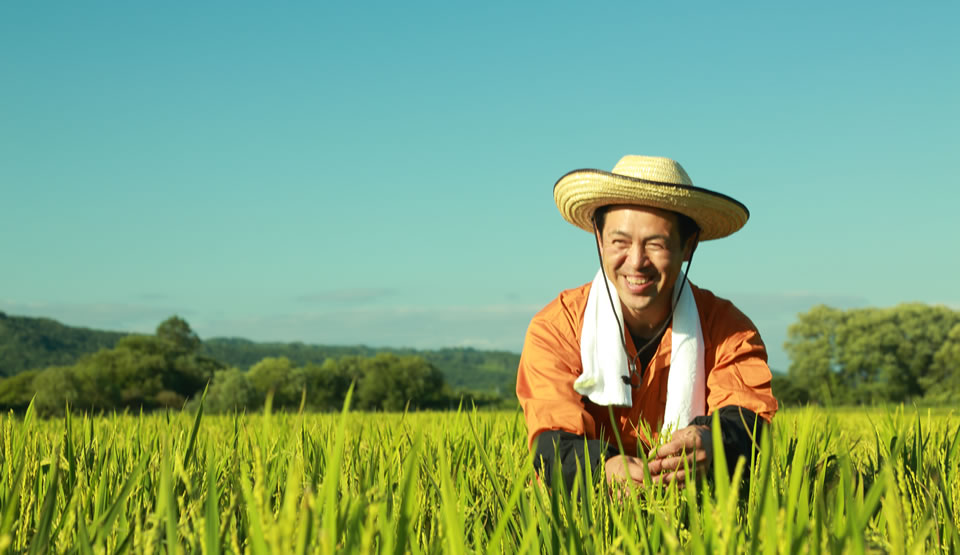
622,274,656,293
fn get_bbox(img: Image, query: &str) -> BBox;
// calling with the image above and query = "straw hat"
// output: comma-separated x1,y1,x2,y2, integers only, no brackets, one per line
553,155,749,241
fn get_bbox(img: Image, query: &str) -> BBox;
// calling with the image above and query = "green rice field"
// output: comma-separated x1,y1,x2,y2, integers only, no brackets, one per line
0,395,958,554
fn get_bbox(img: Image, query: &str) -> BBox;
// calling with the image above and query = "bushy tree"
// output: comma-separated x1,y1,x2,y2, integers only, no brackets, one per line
784,303,960,404
355,353,445,411
247,357,301,408
156,315,201,355
301,360,352,411
0,370,39,411
837,304,959,402
74,344,166,409
926,323,960,402
204,368,257,413
21,316,218,413
784,305,847,404
33,366,81,416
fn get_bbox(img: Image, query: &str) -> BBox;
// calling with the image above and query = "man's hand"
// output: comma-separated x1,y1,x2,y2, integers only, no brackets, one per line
604,424,713,490
604,454,650,487
646,424,712,486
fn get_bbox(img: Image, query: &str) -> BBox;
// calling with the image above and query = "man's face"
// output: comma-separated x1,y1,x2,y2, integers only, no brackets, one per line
596,206,693,336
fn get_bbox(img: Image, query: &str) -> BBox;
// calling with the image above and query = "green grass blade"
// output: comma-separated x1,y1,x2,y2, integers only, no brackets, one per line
92,451,148,545
0,456,27,543
320,381,355,554
182,384,208,468
76,503,95,555
28,446,61,555
466,407,507,510
239,456,270,555
159,444,180,555
204,443,219,555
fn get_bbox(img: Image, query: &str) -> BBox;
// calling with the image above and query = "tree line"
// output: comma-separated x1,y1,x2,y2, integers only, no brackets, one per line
4,302,957,413
0,316,502,416
0,311,520,395
201,338,519,395
775,303,960,405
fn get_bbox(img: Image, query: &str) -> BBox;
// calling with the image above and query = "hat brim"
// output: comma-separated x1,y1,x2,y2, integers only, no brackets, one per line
554,169,749,241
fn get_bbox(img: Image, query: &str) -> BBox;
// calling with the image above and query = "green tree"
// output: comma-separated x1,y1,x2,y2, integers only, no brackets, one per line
74,344,166,410
156,315,201,355
33,366,81,416
67,317,217,411
783,305,847,404
247,357,300,408
355,353,445,411
0,370,39,411
837,304,959,402
785,303,960,405
205,368,257,412
926,322,960,402
301,360,352,411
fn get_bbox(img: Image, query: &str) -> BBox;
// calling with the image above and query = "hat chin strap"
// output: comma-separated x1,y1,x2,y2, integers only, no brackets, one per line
592,217,700,386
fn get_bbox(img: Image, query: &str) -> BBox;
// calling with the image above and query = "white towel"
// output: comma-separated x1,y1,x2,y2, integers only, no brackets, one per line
574,269,705,435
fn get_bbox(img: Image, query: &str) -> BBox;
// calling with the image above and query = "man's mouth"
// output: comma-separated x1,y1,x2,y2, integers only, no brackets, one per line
622,275,655,295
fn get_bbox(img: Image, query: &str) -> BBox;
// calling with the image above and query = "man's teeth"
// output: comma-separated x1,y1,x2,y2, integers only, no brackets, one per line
626,277,649,285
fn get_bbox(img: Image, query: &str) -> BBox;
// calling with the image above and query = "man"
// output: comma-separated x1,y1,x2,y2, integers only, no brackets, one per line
517,155,778,490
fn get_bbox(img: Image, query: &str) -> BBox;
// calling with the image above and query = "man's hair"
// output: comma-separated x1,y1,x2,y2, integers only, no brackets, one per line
593,205,700,245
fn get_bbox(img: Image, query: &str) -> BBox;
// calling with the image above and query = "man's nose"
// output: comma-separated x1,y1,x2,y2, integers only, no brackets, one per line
625,243,648,269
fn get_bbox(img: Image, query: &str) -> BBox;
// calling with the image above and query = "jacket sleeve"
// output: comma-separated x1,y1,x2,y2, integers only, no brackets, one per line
703,299,779,423
690,405,766,477
532,430,619,491
516,306,598,449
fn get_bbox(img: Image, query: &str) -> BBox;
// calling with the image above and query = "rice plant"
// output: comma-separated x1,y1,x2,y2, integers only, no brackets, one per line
0,395,957,553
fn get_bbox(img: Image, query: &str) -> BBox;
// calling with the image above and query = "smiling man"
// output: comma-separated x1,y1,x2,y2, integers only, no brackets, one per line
517,155,778,490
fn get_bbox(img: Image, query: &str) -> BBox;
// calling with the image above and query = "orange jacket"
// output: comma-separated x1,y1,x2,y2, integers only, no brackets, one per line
516,282,778,454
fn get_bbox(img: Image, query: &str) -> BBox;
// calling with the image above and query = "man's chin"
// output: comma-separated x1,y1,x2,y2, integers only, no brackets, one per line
621,297,672,323
622,300,655,317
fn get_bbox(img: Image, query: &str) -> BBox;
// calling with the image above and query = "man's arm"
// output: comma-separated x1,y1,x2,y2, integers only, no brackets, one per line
690,405,764,474
698,310,776,478
701,295,779,422
640,292,778,485
646,406,764,485
516,299,599,448
535,430,663,492
641,291,776,485
518,291,626,491
532,431,619,490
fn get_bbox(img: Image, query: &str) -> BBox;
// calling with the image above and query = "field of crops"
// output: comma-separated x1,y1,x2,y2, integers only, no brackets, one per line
0,395,958,554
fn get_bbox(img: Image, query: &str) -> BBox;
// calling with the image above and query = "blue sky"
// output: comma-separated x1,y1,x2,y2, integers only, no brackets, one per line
2,1,958,371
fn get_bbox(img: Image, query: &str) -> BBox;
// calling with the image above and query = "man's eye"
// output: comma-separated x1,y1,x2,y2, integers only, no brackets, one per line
648,243,666,250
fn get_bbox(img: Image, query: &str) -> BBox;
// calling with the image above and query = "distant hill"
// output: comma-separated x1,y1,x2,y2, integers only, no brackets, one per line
0,312,520,395
0,312,126,377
